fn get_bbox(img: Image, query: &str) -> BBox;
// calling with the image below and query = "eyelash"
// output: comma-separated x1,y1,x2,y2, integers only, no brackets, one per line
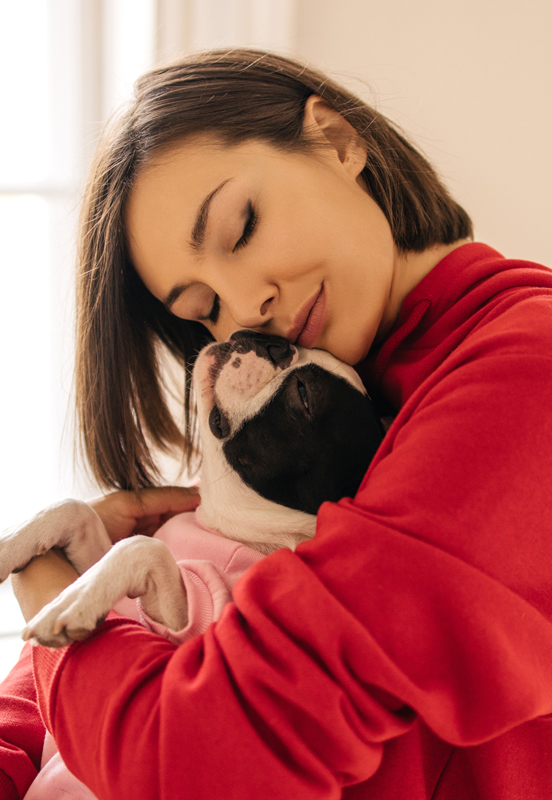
233,201,258,251
207,293,220,324
199,202,257,326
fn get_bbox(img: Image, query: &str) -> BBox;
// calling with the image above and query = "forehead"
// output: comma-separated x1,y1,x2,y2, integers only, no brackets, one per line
126,137,241,275
126,138,309,236
125,136,313,293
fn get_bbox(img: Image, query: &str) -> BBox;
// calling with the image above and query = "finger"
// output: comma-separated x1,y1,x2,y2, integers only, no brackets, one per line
131,486,201,517
65,627,94,641
21,626,33,642
89,486,200,517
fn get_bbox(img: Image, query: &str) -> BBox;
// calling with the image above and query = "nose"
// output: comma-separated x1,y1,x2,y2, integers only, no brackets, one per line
223,283,275,331
229,330,295,369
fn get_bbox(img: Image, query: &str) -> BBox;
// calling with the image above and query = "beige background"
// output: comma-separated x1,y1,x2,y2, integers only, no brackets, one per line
292,0,552,266
156,0,552,265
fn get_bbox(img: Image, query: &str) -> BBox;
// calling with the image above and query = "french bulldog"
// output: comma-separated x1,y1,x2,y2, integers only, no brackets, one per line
0,331,384,647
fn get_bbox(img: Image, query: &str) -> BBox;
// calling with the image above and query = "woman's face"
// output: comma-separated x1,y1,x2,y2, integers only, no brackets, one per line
126,136,398,365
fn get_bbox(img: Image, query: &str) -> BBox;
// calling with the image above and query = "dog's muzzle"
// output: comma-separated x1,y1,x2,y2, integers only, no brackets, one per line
228,330,296,369
203,330,297,440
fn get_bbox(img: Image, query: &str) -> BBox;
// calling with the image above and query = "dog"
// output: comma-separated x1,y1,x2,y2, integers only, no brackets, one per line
0,330,384,648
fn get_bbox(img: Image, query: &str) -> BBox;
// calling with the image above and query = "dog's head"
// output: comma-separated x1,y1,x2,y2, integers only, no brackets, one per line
193,330,384,552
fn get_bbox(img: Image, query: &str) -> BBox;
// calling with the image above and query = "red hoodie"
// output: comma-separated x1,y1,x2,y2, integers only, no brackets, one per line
4,243,552,799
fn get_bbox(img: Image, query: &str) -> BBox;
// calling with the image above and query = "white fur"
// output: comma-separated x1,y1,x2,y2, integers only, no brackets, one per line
0,500,111,582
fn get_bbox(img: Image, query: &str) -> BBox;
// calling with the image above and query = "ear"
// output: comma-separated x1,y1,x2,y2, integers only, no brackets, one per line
302,95,367,178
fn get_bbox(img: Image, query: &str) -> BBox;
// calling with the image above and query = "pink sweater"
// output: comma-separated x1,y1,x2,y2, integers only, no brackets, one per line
24,512,264,799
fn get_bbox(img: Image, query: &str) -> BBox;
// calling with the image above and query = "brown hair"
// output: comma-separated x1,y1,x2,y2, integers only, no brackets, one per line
76,48,473,491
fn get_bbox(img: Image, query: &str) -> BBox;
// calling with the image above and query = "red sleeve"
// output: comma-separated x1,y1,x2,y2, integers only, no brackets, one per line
0,643,45,800
31,302,552,799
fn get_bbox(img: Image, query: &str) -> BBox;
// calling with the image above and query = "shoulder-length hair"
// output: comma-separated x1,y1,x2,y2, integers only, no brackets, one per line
76,48,472,491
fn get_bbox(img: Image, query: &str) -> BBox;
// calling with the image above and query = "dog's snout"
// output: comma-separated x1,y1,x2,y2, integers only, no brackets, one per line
229,330,256,343
229,330,295,369
266,342,292,368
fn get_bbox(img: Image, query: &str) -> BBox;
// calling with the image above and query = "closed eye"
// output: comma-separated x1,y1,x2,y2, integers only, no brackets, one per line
233,201,258,251
297,379,310,414
206,294,220,324
172,284,220,326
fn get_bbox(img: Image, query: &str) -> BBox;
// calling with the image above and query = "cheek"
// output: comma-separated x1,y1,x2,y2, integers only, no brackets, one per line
318,276,387,364
211,314,241,342
324,310,381,365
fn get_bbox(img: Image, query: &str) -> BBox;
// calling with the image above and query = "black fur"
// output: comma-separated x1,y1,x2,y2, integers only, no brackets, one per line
223,364,385,515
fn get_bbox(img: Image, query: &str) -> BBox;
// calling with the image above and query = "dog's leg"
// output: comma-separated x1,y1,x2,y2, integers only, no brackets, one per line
22,536,188,648
0,500,112,581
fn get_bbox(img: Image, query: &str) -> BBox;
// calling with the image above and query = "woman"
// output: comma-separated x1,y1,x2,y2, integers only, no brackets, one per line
6,49,552,799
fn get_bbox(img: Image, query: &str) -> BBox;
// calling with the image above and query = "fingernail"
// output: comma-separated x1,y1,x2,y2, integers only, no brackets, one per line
188,485,200,494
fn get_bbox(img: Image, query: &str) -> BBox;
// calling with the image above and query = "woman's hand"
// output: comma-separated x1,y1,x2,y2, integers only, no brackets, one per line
87,485,201,543
12,548,79,624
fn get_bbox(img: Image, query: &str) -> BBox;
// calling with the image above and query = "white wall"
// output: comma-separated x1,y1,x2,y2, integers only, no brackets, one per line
294,0,552,266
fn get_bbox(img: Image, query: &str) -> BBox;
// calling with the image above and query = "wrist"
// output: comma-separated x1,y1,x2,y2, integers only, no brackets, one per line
12,549,78,623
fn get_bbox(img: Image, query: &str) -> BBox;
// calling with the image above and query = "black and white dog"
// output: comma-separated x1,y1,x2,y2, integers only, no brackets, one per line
0,331,384,647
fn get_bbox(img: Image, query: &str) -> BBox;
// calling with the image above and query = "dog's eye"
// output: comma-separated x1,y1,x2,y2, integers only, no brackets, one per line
209,405,231,439
297,379,310,413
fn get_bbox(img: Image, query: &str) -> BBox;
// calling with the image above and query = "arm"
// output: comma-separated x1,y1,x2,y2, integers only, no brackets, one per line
25,307,552,797
18,516,256,648
12,549,78,627
3,549,78,799
0,644,45,800
1,489,200,797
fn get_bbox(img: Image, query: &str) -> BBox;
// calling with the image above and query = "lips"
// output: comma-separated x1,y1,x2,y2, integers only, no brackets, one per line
295,284,327,348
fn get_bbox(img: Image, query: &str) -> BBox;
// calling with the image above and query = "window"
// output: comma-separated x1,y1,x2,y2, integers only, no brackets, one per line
0,0,159,679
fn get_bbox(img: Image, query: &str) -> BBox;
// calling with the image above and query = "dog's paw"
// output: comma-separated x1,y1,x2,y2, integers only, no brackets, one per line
0,531,47,584
22,582,110,648
1,499,112,585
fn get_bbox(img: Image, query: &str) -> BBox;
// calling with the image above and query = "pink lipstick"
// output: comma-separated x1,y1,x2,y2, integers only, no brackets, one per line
287,288,319,343
296,284,327,348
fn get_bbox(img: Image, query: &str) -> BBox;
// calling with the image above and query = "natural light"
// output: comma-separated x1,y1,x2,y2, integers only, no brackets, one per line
0,0,159,680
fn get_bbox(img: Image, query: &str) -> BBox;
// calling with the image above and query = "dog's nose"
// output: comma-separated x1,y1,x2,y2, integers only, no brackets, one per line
229,330,266,344
265,342,291,367
229,330,295,369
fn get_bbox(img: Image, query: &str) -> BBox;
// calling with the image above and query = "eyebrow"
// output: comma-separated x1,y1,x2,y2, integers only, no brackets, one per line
189,178,232,254
163,178,231,310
